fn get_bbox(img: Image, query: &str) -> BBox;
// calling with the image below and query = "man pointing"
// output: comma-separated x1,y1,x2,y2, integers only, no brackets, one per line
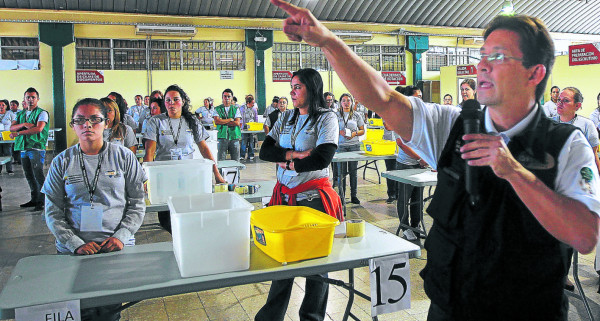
269,1,600,320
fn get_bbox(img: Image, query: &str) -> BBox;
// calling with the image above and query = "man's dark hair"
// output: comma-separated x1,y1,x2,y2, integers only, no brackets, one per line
222,88,234,97
10,100,19,106
550,86,560,92
484,15,554,103
444,94,453,100
24,87,39,98
323,92,334,100
272,96,280,103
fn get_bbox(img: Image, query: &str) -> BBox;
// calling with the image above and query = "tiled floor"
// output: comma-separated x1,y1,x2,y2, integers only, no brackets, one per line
0,156,599,320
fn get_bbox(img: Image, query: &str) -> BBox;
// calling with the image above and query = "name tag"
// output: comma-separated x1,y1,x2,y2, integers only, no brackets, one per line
80,204,104,232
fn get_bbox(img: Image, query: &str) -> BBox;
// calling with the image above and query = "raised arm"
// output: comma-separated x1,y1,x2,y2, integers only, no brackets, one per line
270,0,413,139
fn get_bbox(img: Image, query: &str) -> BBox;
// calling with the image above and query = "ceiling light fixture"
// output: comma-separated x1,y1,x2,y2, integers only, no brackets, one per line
500,0,515,15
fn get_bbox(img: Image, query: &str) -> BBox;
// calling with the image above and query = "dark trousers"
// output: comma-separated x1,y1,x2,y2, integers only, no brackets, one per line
384,158,397,198
241,133,255,159
333,144,360,198
397,162,421,228
255,198,329,321
0,143,13,172
21,150,46,203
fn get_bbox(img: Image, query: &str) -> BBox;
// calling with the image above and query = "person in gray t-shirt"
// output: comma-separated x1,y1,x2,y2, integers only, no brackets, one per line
42,98,147,321
100,98,137,153
143,85,225,233
257,68,341,321
334,93,365,204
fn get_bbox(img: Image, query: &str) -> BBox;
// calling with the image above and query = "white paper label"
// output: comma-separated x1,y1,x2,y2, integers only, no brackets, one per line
369,253,410,316
80,205,103,232
16,300,81,321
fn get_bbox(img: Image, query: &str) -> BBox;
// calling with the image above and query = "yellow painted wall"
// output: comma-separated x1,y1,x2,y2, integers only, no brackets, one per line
548,55,600,118
440,65,458,105
0,43,54,126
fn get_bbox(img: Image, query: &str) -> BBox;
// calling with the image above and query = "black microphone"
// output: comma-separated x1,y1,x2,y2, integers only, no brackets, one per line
461,99,482,206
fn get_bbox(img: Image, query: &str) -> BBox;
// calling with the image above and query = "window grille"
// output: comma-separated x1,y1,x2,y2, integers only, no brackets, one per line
0,37,39,60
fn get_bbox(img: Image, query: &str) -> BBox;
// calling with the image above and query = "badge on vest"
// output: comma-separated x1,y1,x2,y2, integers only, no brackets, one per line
579,167,595,195
516,152,555,170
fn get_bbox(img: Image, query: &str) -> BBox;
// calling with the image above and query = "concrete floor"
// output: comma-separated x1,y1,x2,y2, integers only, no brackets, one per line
0,155,599,320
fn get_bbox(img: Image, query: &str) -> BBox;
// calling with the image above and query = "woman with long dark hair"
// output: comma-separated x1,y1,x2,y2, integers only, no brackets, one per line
257,68,342,321
100,98,137,154
143,84,225,233
459,78,476,106
107,91,137,130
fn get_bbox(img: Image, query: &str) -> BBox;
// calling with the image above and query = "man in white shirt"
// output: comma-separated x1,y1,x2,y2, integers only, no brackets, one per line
270,1,600,318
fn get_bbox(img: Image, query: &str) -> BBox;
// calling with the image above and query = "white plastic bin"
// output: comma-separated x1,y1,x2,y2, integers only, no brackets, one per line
167,193,253,277
143,159,214,204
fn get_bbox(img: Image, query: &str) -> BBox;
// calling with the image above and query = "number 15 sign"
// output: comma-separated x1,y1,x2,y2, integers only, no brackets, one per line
369,253,411,316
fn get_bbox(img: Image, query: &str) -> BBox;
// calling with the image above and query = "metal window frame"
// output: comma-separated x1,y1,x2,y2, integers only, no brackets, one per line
75,38,245,71
0,37,40,60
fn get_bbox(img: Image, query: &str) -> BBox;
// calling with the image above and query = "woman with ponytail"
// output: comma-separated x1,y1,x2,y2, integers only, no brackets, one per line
143,85,225,233
100,97,137,154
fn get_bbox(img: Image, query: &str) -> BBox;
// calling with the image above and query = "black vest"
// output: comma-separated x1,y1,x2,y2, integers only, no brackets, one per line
421,107,576,320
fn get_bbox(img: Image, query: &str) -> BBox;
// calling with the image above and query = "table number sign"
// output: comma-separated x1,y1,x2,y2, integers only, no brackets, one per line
369,253,410,316
16,300,80,321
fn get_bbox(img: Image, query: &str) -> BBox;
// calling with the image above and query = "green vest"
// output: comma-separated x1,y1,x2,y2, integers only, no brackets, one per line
14,107,50,151
215,105,242,140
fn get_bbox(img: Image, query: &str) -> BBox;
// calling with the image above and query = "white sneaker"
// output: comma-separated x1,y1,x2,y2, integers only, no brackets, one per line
403,229,418,241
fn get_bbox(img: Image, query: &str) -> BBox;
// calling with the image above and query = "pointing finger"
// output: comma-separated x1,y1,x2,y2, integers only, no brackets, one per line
271,0,302,16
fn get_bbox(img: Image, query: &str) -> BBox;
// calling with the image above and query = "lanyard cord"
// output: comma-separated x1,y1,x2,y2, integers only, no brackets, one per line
167,116,183,145
78,144,105,206
290,114,310,150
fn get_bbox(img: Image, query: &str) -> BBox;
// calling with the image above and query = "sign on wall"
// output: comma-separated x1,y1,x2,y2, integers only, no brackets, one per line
220,70,234,80
381,71,406,85
272,70,293,82
457,65,477,76
569,43,600,66
75,70,104,83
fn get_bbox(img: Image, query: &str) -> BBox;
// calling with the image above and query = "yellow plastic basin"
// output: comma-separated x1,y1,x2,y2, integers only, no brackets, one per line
368,118,383,127
251,206,340,264
363,139,397,155
1,131,13,141
245,122,263,131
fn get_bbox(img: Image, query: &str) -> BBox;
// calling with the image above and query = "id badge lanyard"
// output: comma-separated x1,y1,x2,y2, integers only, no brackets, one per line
78,145,105,208
290,115,310,151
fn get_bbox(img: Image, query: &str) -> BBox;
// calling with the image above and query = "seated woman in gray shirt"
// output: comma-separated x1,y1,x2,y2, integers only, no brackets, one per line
42,98,147,321
143,84,225,233
100,97,137,154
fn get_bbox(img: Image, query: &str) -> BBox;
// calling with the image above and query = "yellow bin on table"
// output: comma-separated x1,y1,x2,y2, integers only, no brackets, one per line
363,139,397,155
1,131,13,141
251,206,340,264
245,122,263,131
368,118,383,127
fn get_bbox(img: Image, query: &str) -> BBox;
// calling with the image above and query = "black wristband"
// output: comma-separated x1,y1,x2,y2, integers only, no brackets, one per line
286,160,291,170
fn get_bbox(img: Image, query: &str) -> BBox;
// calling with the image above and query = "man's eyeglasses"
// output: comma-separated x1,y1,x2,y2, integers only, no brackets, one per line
71,116,105,125
479,52,523,64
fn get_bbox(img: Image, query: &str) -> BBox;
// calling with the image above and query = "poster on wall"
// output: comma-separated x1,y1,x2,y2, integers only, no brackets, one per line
457,65,477,76
381,71,406,85
273,70,293,82
220,70,234,80
76,70,104,83
569,43,600,66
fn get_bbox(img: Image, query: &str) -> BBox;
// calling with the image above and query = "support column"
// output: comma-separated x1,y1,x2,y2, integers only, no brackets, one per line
405,35,429,88
245,30,273,115
39,23,74,153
